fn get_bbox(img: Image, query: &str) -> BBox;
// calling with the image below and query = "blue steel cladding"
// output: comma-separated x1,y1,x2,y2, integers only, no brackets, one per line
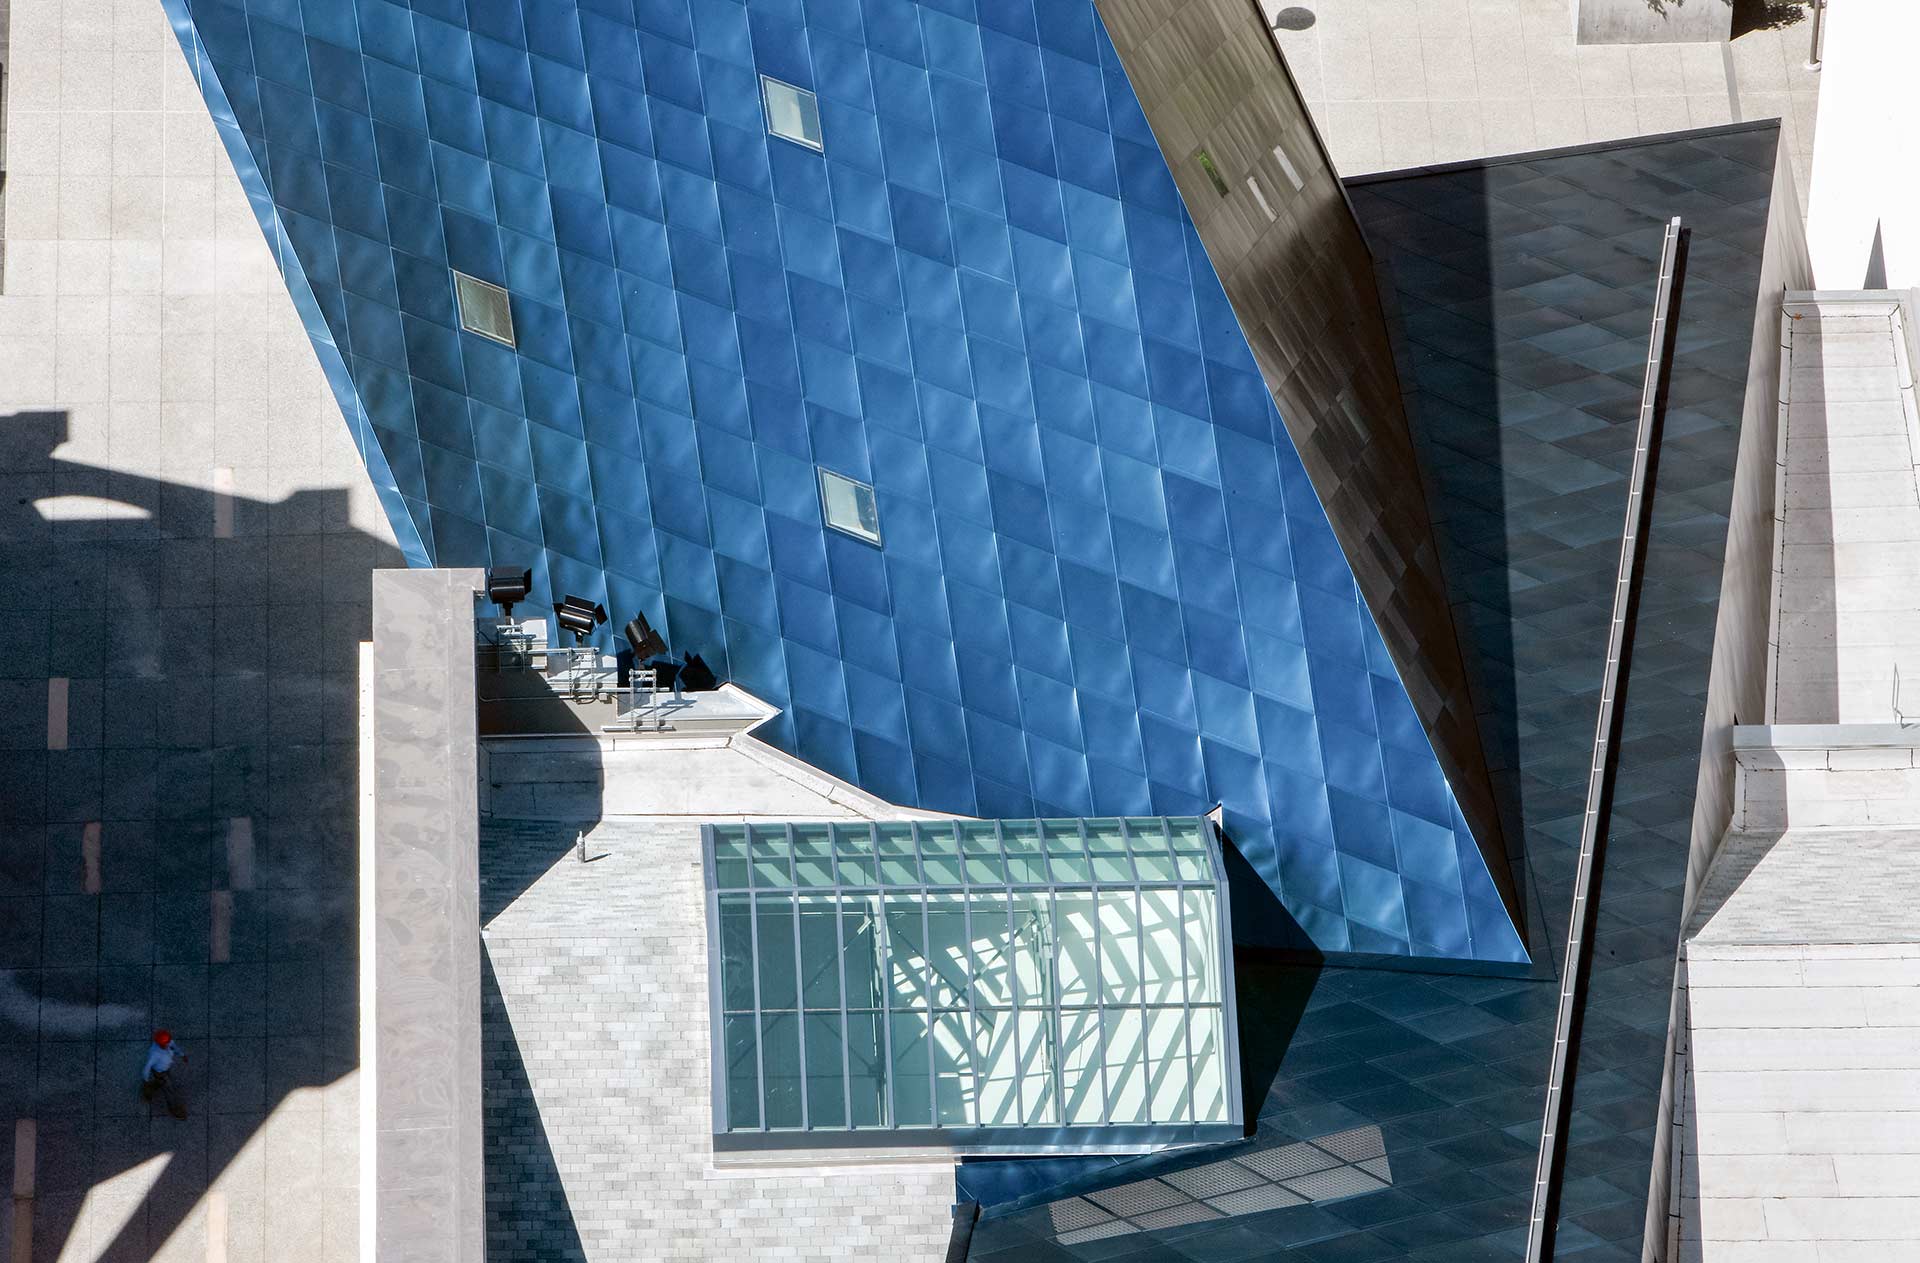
164,0,1525,966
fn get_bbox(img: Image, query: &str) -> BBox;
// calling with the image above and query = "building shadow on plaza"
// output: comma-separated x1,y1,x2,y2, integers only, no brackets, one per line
0,406,617,1262
0,407,411,1260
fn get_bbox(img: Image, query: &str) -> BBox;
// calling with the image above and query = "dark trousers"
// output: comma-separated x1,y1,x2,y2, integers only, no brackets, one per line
142,1070,187,1118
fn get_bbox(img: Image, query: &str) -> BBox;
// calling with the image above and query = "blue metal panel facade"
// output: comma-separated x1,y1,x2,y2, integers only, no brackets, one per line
964,122,1782,1262
163,0,1525,966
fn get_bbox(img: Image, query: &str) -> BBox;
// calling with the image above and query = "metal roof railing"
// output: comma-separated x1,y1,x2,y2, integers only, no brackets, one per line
1525,216,1689,1262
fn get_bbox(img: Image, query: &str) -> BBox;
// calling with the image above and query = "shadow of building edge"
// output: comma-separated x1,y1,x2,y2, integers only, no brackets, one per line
1218,835,1324,1129
1536,221,1692,1258
954,829,1325,1216
1350,174,1538,963
470,640,608,1260
1336,158,1665,1263
470,628,610,933
479,949,591,1263
0,407,415,1263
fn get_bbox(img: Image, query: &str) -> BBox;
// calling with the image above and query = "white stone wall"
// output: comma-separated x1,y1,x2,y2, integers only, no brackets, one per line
1768,300,1920,727
1737,759,1920,831
1682,158,1813,910
1684,941,1920,1260
1673,296,1920,1256
482,818,954,1262
368,571,486,1263
1805,0,1920,287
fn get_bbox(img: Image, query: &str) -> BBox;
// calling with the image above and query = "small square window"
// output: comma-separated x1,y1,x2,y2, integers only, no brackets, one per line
453,270,515,346
762,76,823,151
819,469,881,545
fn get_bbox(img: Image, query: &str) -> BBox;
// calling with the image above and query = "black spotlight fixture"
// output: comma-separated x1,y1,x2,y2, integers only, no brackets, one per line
623,611,668,661
485,567,532,621
553,594,607,644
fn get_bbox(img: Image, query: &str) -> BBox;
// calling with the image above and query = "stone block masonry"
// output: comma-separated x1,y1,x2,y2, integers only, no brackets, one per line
1675,293,1920,1259
481,819,953,1262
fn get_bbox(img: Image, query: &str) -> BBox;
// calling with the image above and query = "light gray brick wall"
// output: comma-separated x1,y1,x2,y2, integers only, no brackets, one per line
1690,828,1920,948
480,819,953,1261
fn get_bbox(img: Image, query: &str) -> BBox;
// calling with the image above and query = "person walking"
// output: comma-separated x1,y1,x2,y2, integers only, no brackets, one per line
141,1029,189,1119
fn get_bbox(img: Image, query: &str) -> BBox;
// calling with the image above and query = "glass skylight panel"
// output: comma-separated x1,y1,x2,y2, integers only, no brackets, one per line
701,817,1242,1156
761,75,823,150
451,270,514,346
818,467,881,544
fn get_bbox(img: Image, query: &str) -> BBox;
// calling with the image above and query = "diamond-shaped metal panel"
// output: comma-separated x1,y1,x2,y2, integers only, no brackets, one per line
1130,1201,1220,1231
1280,1165,1388,1203
1202,1183,1308,1217
1162,1158,1264,1199
1084,1178,1187,1218
160,0,1529,966
1311,1125,1387,1163
1235,1141,1341,1183
1044,1198,1114,1234
1055,1220,1133,1246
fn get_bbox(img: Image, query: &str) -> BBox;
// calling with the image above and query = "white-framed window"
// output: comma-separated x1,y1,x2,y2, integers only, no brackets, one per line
453,270,515,346
819,468,880,545
761,75,823,151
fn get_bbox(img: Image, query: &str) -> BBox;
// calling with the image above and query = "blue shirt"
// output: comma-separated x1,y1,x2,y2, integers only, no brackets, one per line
143,1042,180,1076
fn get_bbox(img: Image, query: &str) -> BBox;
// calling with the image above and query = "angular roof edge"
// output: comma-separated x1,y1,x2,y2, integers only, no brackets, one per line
1345,119,1785,188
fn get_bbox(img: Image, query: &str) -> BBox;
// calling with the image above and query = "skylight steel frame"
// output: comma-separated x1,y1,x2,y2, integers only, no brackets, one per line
700,817,1244,1156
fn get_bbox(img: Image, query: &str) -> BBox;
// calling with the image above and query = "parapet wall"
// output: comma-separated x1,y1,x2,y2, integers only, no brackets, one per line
362,567,486,1263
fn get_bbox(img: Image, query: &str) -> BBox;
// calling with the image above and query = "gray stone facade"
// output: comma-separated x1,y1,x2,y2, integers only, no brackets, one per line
1672,292,1920,1257
482,817,953,1262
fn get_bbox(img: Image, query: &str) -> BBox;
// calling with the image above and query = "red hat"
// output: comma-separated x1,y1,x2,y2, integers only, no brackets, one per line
153,1030,171,1047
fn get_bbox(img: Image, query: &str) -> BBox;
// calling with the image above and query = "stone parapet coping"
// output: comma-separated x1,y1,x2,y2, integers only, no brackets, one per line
1735,723,1920,770
362,567,487,1263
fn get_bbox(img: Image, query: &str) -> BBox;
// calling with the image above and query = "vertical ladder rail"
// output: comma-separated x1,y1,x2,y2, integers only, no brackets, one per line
1524,216,1688,1263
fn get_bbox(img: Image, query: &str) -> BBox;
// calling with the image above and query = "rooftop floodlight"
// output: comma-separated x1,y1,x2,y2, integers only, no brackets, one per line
553,595,607,644
623,612,668,661
485,567,533,620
